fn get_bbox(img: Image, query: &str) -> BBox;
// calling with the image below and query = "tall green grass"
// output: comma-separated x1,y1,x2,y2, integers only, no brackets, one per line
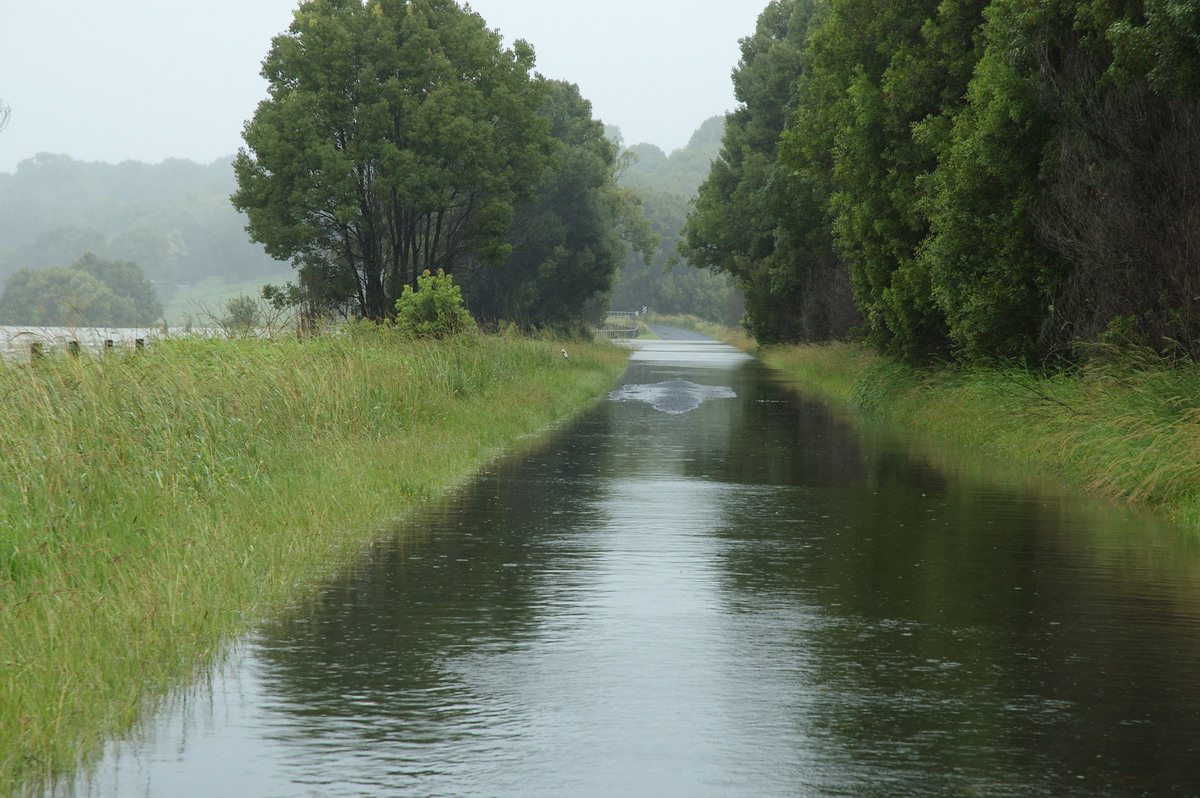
0,327,628,792
754,341,1200,531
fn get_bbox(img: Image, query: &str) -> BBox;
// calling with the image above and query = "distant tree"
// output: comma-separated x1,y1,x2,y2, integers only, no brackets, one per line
222,294,260,330
611,189,742,324
0,155,282,295
612,116,743,324
71,252,162,323
0,267,125,326
102,224,186,296
0,253,162,326
619,117,724,199
233,0,555,320
0,226,106,285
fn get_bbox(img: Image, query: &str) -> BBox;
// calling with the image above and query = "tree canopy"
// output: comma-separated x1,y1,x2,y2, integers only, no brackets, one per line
233,0,556,321
459,80,655,330
687,0,1200,363
0,252,162,326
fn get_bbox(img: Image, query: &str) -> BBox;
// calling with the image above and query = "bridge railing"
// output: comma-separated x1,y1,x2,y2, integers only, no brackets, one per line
594,310,645,340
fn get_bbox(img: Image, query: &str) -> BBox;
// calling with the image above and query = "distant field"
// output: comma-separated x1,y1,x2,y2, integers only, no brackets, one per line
163,271,294,327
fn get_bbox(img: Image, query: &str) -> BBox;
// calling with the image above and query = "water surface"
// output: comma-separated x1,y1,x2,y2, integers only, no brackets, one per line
65,332,1200,797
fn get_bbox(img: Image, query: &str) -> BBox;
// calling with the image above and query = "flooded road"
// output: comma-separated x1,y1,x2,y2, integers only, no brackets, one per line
64,332,1200,796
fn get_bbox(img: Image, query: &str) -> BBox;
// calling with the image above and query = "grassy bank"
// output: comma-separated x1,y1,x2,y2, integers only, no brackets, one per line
0,327,628,792
751,339,1200,531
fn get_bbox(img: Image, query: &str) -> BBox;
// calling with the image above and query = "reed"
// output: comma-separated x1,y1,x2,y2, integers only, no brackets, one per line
754,341,1200,531
0,328,628,792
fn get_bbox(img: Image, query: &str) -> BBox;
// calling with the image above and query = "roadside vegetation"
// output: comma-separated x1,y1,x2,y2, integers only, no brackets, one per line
684,0,1198,365
0,327,627,792
694,318,1200,533
667,0,1200,534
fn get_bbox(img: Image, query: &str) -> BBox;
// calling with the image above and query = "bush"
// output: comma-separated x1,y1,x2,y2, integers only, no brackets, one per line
394,270,476,339
223,294,260,330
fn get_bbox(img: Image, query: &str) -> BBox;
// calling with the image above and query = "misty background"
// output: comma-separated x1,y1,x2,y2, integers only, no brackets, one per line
0,0,757,325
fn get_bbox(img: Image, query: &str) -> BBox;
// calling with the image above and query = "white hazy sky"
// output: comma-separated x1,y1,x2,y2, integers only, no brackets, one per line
0,0,770,174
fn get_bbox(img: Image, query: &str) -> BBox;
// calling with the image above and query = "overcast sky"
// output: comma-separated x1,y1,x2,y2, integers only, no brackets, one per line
0,0,770,174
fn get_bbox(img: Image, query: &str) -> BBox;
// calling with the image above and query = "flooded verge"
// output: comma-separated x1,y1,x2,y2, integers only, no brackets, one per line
56,333,1200,797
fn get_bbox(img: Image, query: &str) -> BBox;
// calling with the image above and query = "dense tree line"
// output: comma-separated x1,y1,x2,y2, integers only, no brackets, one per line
685,0,1200,362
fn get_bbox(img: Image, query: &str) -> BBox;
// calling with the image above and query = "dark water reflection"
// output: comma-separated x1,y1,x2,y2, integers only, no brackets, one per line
69,335,1200,797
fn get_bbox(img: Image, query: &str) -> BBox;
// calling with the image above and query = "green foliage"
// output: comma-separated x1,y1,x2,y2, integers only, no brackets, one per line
460,80,648,329
395,269,476,338
0,252,163,326
688,0,1199,364
233,0,555,320
781,0,989,359
223,294,260,329
914,0,1065,361
1103,0,1200,94
684,0,858,344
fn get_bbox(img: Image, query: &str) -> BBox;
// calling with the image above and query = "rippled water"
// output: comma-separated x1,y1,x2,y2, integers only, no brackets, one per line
60,330,1200,797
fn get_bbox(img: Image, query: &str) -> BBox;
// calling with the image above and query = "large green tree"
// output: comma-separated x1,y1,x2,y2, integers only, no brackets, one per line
460,80,654,329
779,0,988,359
233,0,555,320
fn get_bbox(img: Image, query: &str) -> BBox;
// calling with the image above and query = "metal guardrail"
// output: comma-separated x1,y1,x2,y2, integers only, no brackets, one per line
595,325,641,340
594,310,645,340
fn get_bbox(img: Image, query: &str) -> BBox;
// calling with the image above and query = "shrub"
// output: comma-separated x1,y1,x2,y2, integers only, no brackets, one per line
394,269,476,339
223,294,260,330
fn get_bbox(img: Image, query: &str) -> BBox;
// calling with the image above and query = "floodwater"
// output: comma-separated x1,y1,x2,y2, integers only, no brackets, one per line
58,330,1200,797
